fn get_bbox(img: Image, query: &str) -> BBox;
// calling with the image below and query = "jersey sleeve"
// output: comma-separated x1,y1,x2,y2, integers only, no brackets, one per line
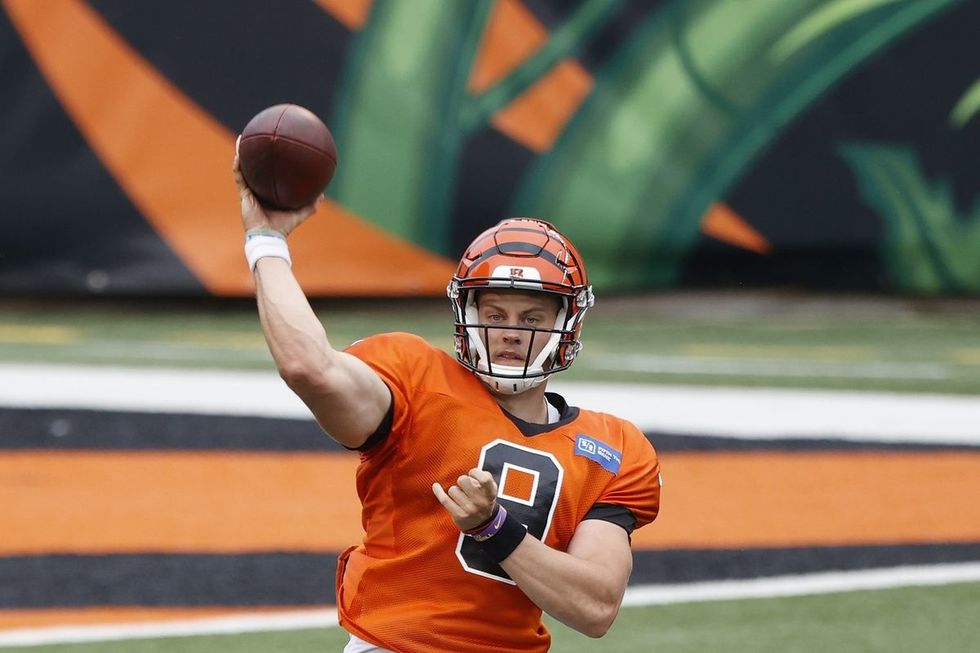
343,332,430,455
595,422,661,531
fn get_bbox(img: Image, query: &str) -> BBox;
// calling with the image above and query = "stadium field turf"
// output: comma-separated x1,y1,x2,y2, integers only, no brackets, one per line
2,582,977,653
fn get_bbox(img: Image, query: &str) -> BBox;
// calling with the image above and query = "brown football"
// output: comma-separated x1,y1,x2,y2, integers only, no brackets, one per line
238,104,337,210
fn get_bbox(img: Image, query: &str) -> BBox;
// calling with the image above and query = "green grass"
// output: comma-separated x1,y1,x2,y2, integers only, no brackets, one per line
6,582,978,653
2,294,979,394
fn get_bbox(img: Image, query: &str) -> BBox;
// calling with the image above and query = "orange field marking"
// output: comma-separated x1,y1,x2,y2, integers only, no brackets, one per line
634,451,980,549
1,451,978,554
0,451,363,554
0,606,316,630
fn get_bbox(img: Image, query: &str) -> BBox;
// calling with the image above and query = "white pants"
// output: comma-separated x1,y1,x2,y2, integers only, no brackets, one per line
343,632,394,653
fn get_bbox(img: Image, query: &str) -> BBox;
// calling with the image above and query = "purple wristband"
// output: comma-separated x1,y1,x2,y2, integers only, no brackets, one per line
467,505,508,542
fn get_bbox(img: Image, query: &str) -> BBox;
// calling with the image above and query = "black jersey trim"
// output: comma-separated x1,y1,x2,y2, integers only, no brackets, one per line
501,391,580,436
583,502,637,535
343,385,394,452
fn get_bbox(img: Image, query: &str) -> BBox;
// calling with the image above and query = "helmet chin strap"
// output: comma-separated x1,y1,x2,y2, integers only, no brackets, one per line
477,369,548,395
463,292,566,395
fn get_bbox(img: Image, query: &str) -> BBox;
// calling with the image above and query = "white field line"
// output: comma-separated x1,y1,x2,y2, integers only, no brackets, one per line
1,363,979,443
621,561,980,606
0,363,310,419
1,564,978,647
550,381,980,443
584,355,951,379
0,608,337,648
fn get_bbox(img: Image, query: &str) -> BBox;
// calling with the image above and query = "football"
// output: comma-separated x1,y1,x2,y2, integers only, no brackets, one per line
238,104,338,210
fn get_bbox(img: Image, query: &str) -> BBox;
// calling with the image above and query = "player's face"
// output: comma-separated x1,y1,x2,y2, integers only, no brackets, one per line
475,290,562,369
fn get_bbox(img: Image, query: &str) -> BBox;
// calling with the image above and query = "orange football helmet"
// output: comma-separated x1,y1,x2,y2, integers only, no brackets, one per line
448,218,594,394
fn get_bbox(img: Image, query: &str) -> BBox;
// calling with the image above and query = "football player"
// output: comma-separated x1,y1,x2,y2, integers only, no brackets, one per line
234,154,661,653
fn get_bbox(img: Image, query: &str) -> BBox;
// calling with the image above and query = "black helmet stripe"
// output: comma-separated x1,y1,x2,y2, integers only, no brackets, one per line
467,242,561,270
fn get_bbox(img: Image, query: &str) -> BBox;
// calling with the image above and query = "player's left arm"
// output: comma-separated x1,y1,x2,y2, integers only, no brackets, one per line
500,518,633,638
433,472,634,638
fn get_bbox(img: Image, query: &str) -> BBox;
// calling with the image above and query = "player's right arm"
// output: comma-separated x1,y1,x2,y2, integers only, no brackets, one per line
233,151,391,449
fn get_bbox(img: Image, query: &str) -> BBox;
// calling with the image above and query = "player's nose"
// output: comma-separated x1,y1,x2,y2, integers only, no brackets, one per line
500,325,523,343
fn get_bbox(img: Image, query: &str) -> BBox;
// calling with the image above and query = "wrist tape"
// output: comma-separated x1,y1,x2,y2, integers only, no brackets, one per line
244,230,291,271
469,505,528,563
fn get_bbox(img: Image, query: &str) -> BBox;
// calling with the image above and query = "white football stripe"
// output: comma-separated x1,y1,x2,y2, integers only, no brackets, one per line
584,354,951,379
552,381,980,443
620,562,980,605
1,564,978,647
0,608,337,647
1,363,979,443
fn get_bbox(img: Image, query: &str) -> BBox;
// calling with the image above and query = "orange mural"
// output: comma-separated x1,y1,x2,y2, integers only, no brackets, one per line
2,0,453,296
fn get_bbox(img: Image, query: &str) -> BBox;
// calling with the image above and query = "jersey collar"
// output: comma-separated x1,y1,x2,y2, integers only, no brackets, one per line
500,392,580,437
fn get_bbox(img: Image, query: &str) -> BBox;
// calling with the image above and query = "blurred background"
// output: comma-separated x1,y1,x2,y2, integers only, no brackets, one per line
1,1,978,651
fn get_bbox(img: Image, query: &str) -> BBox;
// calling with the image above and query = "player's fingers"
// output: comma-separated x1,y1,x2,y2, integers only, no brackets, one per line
232,160,252,198
235,134,241,156
469,469,495,487
457,474,478,493
447,485,476,512
431,483,455,509
432,483,469,524
297,200,318,220
459,475,494,506
431,482,449,504
468,471,497,499
457,478,488,506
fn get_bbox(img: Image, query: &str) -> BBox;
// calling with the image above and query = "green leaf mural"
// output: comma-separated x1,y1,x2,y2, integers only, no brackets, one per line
323,0,963,290
328,0,493,254
839,143,980,293
511,0,962,290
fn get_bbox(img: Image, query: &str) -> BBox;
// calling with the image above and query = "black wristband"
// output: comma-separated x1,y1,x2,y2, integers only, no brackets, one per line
475,511,527,563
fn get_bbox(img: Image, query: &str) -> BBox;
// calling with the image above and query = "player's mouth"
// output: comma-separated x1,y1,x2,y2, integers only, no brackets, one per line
493,350,527,364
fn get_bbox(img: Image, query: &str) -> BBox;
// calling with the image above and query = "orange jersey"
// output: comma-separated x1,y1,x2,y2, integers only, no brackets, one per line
337,332,661,652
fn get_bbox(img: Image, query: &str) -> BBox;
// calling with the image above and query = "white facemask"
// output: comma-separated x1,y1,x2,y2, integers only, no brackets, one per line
462,292,567,395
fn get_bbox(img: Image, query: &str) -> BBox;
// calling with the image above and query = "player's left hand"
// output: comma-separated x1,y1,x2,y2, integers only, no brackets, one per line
432,468,498,532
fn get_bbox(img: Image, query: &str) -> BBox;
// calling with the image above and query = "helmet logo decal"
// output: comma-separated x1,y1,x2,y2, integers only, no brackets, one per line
491,265,541,281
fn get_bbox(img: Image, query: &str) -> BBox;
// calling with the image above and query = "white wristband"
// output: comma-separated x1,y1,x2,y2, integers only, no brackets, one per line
244,232,291,271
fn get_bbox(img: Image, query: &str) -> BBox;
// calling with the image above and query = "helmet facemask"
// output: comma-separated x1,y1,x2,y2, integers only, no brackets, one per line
448,281,593,395
448,218,594,395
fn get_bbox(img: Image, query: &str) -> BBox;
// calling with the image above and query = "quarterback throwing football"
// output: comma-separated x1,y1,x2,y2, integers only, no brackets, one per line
233,154,661,653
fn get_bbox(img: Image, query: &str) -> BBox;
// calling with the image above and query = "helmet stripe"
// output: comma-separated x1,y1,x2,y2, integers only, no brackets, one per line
467,242,561,270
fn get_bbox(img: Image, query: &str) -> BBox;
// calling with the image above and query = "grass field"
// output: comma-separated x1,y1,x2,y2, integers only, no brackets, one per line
4,582,978,653
1,293,979,394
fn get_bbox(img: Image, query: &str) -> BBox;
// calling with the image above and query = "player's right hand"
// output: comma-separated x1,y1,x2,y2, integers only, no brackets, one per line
432,468,499,532
233,136,320,238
